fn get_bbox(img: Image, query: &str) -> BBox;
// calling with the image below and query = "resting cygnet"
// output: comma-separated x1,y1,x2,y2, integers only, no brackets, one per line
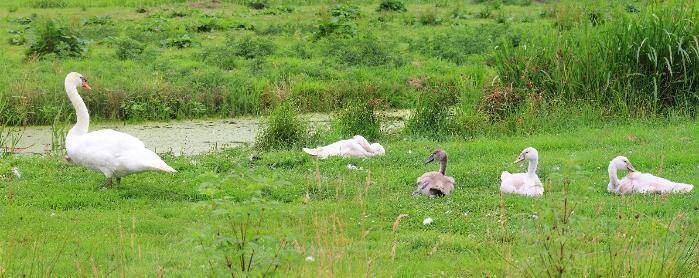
414,149,455,196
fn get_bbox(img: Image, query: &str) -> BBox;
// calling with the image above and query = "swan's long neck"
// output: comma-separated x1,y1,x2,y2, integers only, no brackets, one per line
608,163,619,188
66,81,89,137
439,157,447,175
527,158,538,177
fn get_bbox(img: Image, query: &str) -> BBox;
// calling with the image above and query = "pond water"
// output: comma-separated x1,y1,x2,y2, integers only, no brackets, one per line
5,110,408,156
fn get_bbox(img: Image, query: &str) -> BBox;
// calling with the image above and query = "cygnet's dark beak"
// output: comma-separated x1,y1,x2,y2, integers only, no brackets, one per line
424,154,435,164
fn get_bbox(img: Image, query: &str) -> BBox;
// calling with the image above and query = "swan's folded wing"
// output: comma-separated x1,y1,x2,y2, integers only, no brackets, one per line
80,129,146,150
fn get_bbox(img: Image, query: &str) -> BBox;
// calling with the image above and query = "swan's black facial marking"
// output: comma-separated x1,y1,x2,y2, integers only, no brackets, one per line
79,76,92,90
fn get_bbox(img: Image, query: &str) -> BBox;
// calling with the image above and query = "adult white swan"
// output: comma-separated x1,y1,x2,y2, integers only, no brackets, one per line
607,156,693,194
500,147,544,196
64,72,175,188
302,135,385,159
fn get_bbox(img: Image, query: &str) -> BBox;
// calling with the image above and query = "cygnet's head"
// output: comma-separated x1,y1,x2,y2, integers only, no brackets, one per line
370,143,385,156
65,72,91,90
610,156,636,172
514,147,538,164
425,149,447,164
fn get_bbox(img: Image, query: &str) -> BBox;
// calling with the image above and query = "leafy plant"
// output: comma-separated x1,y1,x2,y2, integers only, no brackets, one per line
114,36,145,60
161,34,194,48
330,4,360,21
230,35,275,59
80,15,111,26
247,0,269,10
8,35,26,46
26,19,87,59
377,0,407,12
314,20,357,40
418,9,443,25
256,103,308,150
188,18,224,33
13,16,34,25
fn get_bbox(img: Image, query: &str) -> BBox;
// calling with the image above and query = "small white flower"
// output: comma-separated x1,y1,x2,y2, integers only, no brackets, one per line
408,150,413,154
463,212,469,217
531,214,539,220
11,167,21,178
553,166,560,171
50,212,56,217
423,217,433,225
346,164,362,170
305,256,315,262
190,160,200,165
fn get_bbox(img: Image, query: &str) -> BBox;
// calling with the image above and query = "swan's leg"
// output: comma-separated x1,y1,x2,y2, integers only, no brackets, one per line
104,177,113,189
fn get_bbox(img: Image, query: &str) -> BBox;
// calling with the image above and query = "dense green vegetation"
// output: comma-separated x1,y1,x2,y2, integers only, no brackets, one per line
2,0,695,127
1,123,698,276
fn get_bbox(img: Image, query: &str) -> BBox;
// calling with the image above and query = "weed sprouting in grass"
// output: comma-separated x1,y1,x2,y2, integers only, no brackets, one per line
193,173,289,275
256,103,309,151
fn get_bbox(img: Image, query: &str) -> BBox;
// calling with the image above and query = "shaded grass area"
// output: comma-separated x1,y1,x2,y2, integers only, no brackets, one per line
0,122,697,275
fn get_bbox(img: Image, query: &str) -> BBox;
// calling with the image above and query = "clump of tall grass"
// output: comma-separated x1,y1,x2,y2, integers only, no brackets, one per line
256,103,309,151
405,83,458,137
26,19,87,59
332,99,382,141
496,0,699,114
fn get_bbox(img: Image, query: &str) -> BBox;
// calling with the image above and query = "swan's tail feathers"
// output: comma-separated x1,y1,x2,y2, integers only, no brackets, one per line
303,147,319,156
500,171,511,181
672,183,693,193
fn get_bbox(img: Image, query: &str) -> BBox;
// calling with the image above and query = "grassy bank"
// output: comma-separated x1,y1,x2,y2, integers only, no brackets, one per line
5,1,695,127
0,0,532,124
1,122,697,276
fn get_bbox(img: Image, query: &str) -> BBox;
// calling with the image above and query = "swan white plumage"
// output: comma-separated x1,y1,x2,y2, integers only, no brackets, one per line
500,147,544,196
64,72,175,188
414,149,454,196
607,156,693,194
302,135,385,159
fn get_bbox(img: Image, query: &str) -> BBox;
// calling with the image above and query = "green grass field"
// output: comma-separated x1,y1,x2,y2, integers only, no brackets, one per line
1,0,698,276
1,122,697,276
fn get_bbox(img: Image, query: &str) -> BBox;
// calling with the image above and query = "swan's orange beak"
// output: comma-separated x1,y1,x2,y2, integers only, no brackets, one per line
82,82,92,90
